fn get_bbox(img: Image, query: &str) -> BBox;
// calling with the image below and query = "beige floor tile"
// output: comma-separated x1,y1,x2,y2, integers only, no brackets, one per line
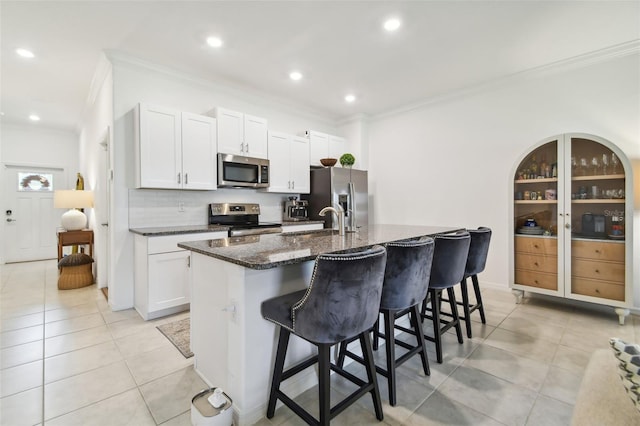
115,325,174,359
0,386,43,426
1,339,43,369
0,311,44,332
0,324,44,349
45,388,155,426
44,301,100,323
138,366,208,424
463,344,550,391
405,391,504,426
125,344,193,386
159,411,192,426
44,313,105,338
539,365,583,405
559,326,622,354
101,307,142,324
44,360,136,420
483,327,558,364
437,366,538,425
551,345,592,376
0,359,43,398
44,340,123,383
107,315,157,340
44,324,112,357
525,394,573,426
497,316,565,344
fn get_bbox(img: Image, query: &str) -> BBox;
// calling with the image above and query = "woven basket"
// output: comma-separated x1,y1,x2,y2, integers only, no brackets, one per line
58,254,94,290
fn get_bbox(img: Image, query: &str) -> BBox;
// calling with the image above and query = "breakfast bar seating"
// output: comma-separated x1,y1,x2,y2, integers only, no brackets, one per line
337,236,435,406
420,232,471,363
459,227,492,338
261,245,388,425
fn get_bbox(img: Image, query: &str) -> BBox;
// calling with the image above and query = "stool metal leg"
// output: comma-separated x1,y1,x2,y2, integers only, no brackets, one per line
267,327,290,418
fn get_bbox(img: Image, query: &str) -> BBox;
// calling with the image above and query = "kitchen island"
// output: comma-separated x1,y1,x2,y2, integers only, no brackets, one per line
178,224,462,425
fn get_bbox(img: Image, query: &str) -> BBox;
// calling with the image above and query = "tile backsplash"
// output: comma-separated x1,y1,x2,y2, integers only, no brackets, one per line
128,188,291,228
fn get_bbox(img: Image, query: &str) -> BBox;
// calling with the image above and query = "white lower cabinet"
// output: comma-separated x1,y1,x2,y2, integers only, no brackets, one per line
134,231,226,320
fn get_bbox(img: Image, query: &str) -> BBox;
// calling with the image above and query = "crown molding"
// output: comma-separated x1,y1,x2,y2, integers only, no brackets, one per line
372,39,640,122
103,50,338,127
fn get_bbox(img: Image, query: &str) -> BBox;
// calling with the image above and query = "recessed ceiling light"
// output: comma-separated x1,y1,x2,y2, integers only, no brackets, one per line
16,48,35,58
383,18,401,32
206,36,223,48
345,94,356,103
289,71,303,81
29,114,40,121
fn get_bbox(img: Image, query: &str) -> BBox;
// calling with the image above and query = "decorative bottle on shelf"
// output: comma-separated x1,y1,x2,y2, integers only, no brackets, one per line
540,155,548,178
529,155,538,178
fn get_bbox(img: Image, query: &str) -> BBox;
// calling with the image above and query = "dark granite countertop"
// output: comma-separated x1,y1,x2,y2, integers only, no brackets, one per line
178,224,463,270
129,221,324,236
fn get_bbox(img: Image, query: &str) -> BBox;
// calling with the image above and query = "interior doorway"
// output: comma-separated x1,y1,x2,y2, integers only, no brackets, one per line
96,129,111,295
2,164,65,263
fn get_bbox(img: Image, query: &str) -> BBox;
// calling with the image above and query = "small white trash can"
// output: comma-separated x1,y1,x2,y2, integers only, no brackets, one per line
191,388,233,426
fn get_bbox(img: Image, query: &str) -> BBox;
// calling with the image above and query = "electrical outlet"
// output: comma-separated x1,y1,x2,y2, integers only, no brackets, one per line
178,202,185,212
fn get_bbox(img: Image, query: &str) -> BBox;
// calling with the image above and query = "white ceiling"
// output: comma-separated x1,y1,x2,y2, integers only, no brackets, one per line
1,1,639,132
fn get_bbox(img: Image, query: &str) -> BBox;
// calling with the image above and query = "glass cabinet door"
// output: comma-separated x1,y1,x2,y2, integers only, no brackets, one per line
566,137,626,301
513,139,560,293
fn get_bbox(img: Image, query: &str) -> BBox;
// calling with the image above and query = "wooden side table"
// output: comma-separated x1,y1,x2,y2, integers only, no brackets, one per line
57,229,94,262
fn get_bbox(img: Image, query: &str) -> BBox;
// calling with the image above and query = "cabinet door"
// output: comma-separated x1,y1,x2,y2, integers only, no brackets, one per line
290,136,310,193
566,136,628,302
266,131,292,193
216,108,244,155
328,135,346,161
137,104,182,189
308,131,329,166
148,250,190,311
182,113,217,190
244,114,268,158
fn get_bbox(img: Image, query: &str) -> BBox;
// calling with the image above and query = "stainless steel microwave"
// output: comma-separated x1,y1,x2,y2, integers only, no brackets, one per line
217,153,270,188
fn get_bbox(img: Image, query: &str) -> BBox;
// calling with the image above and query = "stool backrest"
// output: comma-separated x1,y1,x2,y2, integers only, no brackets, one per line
465,227,492,277
380,236,434,311
429,232,471,289
293,245,387,344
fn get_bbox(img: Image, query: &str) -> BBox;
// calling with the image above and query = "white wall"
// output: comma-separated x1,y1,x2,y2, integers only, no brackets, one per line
77,56,113,295
109,55,342,310
367,53,640,303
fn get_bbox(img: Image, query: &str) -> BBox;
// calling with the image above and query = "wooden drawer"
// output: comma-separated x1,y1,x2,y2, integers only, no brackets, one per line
514,269,557,290
572,258,624,283
571,277,625,301
514,236,557,256
515,253,557,274
572,240,624,262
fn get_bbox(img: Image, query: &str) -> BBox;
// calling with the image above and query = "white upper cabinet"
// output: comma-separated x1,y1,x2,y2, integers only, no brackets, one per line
215,107,268,159
135,103,217,190
307,130,346,166
265,131,310,194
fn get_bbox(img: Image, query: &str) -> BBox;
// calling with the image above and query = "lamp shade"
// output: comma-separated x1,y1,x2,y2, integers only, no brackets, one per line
54,190,94,230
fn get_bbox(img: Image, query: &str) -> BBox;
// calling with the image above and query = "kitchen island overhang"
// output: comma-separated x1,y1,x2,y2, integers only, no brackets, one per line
179,225,463,425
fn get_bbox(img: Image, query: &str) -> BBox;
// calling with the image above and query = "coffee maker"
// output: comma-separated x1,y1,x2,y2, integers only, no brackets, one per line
283,197,309,221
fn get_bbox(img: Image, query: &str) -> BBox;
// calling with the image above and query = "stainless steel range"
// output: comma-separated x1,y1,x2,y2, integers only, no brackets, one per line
209,203,282,237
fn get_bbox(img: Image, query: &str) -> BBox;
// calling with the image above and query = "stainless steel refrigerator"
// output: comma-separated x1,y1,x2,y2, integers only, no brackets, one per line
302,167,368,232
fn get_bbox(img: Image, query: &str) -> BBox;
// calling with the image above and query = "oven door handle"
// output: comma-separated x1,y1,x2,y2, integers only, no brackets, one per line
228,227,283,237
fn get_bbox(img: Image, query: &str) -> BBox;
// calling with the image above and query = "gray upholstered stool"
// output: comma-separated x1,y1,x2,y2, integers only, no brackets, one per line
459,227,492,338
261,245,387,425
420,232,471,363
337,237,434,406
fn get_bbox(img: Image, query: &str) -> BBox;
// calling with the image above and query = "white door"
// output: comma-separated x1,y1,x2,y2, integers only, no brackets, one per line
97,132,110,288
266,131,291,193
290,136,311,193
181,113,217,190
216,108,244,155
138,104,182,189
243,114,268,158
3,165,65,262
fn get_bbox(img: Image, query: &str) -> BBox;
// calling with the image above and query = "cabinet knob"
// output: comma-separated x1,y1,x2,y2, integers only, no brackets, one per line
534,262,539,267
595,269,600,273
185,173,188,184
534,280,539,284
565,223,571,229
595,249,600,254
177,173,181,184
595,288,600,293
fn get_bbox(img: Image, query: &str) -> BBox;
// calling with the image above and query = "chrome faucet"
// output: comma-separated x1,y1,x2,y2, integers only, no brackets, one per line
319,204,345,236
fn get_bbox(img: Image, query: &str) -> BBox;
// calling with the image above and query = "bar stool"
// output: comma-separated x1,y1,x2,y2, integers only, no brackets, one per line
261,245,387,425
459,227,492,338
420,232,470,363
337,237,434,406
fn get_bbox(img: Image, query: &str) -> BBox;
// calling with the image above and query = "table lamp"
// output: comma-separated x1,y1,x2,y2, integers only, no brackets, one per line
54,190,94,231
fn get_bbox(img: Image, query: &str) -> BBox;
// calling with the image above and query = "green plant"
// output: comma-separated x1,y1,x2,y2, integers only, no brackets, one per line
339,153,355,167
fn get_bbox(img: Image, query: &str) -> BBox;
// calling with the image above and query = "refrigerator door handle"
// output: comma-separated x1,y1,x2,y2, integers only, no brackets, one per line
348,181,356,231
